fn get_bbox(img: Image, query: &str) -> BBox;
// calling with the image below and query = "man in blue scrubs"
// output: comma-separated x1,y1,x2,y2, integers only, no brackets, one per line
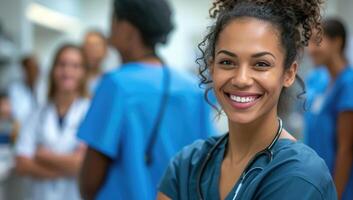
77,0,216,199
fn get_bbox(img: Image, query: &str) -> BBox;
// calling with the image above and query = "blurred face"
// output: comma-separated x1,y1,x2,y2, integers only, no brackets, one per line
109,15,135,59
0,98,11,119
307,35,335,66
53,48,85,95
211,18,297,124
23,58,39,84
83,33,107,68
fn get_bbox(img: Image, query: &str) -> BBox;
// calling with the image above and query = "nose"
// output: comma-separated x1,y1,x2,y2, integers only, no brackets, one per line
230,65,253,89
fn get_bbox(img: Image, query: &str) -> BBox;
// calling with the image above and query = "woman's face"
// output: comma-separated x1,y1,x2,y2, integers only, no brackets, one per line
211,18,296,124
53,48,85,95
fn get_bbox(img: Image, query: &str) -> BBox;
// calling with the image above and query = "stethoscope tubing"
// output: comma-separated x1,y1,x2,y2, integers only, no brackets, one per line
197,118,283,200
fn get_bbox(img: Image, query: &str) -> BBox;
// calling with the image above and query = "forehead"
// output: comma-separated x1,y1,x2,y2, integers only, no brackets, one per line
85,33,105,43
58,48,82,60
216,18,283,57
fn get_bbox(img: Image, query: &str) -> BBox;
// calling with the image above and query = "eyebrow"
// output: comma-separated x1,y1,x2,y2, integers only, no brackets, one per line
216,50,276,60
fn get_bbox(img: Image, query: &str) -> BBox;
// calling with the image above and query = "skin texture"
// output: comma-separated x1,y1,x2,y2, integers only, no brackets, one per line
22,56,39,90
0,97,12,120
83,32,107,80
308,31,353,200
157,17,297,200
15,48,87,180
83,32,107,69
79,148,112,200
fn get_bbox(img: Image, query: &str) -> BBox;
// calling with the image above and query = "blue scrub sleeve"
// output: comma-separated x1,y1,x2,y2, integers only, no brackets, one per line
78,75,125,159
255,175,337,200
337,80,353,112
158,155,180,200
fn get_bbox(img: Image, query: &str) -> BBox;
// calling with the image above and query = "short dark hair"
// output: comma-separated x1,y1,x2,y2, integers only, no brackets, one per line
113,0,174,48
323,18,347,53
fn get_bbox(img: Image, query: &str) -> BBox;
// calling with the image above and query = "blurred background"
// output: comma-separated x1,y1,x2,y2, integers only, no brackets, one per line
0,0,352,199
0,0,352,103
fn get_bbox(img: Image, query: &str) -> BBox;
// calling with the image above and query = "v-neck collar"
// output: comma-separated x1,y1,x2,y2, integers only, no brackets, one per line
51,98,79,133
210,137,295,200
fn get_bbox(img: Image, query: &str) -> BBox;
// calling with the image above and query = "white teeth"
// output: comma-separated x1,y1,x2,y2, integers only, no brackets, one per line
230,95,257,103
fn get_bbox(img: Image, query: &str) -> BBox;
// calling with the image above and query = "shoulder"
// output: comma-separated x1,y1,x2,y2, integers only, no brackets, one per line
93,71,127,96
275,141,331,179
159,135,224,198
268,141,335,197
339,67,353,84
170,135,224,169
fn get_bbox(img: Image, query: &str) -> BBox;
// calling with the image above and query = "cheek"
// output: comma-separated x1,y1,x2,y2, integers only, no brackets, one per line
212,68,232,91
75,68,85,82
53,67,62,82
255,70,284,98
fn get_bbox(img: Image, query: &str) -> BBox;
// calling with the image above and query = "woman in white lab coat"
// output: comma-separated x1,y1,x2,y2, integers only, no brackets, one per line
14,44,90,200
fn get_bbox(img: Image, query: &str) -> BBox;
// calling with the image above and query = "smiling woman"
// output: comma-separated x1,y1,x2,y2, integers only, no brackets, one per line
14,44,90,200
157,0,338,200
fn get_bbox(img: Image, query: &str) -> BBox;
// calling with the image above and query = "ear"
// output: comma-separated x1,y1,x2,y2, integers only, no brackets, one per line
283,62,298,88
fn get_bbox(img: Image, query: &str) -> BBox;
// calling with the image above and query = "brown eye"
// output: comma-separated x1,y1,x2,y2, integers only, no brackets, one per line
255,61,270,68
218,60,233,65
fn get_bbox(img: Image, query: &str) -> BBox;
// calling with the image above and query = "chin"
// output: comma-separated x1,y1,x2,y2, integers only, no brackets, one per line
226,112,258,124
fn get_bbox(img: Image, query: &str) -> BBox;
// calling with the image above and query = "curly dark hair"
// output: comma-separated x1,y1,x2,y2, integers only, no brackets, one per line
197,0,324,112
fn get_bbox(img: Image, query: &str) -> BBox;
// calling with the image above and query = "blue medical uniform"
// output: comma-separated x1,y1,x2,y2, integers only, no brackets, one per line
159,136,337,200
305,66,353,200
78,62,216,200
304,67,329,144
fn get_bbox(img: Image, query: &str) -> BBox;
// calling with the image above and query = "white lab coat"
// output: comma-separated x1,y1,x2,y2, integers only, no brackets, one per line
15,98,90,200
8,80,45,125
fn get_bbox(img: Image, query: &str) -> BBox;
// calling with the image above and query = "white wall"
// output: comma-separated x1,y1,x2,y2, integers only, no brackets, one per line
31,0,213,73
159,0,212,71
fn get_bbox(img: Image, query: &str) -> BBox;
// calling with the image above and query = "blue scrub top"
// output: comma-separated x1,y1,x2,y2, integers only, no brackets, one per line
304,67,329,144
159,135,337,200
305,66,353,200
78,62,216,200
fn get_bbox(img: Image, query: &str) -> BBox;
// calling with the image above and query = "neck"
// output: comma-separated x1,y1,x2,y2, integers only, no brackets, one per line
122,45,162,66
87,66,101,79
54,92,77,117
226,108,279,163
326,54,347,79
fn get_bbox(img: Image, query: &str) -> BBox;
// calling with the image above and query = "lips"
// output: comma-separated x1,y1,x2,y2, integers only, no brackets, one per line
224,92,263,109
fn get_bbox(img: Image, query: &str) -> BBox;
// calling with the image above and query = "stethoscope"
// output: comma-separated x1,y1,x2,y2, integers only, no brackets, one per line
197,118,283,200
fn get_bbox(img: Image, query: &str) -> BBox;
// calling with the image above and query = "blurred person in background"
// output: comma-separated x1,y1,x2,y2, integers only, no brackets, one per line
14,44,90,200
8,55,41,126
82,30,108,94
0,91,18,144
78,0,216,199
307,18,353,200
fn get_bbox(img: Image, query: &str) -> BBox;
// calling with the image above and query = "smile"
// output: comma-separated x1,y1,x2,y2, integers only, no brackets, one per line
230,95,257,103
225,92,263,109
